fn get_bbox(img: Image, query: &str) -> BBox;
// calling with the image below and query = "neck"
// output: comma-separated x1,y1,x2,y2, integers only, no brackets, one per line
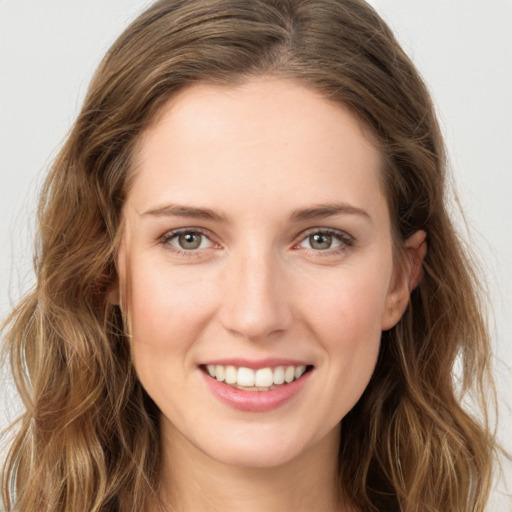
155,421,348,512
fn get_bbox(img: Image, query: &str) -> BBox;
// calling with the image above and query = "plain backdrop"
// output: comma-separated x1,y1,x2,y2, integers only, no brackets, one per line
1,0,511,507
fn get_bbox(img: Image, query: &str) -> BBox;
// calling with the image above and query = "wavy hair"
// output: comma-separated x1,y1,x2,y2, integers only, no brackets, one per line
1,0,496,510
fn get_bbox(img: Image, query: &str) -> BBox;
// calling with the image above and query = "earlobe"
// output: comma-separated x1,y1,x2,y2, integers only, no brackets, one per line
381,230,427,331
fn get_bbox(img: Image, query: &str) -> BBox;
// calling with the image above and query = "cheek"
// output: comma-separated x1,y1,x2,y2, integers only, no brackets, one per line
300,260,391,344
319,285,384,379
124,261,222,416
127,259,215,336
296,260,391,410
122,257,219,386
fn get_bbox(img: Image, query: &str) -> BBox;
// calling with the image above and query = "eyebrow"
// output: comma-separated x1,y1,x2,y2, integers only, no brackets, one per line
141,204,228,222
141,202,370,223
289,203,371,223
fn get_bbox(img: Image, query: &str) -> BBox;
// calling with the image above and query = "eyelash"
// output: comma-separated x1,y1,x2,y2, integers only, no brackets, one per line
294,228,354,257
159,227,215,258
159,227,354,258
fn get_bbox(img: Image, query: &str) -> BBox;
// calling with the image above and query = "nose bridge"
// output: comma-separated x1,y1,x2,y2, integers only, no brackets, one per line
220,242,291,339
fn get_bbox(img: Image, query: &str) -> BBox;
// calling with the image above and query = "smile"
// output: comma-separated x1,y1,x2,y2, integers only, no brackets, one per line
200,363,314,412
204,364,310,391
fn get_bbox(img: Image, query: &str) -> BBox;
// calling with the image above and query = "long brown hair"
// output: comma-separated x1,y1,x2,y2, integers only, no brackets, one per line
1,1,496,510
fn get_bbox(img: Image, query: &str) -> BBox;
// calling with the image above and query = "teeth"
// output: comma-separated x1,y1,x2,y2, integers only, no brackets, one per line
205,364,309,389
215,365,225,382
225,365,237,384
237,367,255,387
273,366,285,385
255,368,273,387
284,366,295,383
294,365,306,379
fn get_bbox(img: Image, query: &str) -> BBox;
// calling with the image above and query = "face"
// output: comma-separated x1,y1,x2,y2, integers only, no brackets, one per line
116,77,417,469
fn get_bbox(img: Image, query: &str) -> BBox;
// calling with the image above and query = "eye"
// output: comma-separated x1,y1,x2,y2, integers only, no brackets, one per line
296,229,353,253
162,229,214,251
304,233,338,250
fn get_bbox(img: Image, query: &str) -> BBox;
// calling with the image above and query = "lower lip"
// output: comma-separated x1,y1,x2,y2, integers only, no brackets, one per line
201,369,312,412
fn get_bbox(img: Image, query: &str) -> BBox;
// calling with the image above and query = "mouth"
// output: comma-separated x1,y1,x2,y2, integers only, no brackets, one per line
200,364,314,392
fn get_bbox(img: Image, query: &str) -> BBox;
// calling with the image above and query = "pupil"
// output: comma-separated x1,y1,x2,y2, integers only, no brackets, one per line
310,233,332,250
179,232,201,249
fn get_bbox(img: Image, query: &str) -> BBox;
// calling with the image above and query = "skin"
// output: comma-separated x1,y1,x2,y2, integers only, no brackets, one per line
114,77,426,512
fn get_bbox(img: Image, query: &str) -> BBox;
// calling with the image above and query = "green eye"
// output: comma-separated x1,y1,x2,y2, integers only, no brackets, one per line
163,229,214,252
308,233,333,250
297,229,352,254
178,232,203,250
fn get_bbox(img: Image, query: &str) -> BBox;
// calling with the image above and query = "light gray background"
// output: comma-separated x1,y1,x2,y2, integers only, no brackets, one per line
1,0,511,506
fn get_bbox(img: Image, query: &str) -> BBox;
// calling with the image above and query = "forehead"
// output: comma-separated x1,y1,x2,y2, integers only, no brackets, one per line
128,77,387,223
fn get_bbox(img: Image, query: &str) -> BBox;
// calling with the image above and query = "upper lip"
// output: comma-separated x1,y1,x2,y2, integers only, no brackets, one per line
200,358,313,370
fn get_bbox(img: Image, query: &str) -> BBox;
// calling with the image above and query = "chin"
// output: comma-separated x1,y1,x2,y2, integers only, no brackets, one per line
209,439,305,469
195,422,330,470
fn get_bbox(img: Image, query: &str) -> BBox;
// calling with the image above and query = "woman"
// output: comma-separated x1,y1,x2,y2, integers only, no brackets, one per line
1,0,498,511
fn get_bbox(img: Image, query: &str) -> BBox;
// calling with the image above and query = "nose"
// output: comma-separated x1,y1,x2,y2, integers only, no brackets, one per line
219,246,293,341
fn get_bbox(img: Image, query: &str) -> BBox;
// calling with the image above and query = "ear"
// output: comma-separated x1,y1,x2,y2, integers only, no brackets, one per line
381,230,427,331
